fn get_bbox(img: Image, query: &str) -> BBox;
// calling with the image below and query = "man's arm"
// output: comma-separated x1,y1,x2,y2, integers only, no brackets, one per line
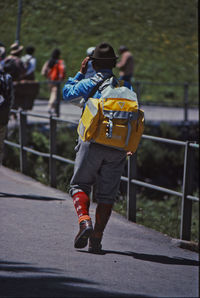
62,57,95,102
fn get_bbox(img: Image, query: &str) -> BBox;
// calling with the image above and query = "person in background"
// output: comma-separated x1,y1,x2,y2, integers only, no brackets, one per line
41,48,66,114
21,45,36,80
3,42,26,81
116,45,134,83
0,42,6,72
84,47,96,78
0,68,14,164
63,42,134,253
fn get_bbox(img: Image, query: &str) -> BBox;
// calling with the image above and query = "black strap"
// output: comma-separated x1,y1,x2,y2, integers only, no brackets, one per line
86,74,113,101
0,72,7,96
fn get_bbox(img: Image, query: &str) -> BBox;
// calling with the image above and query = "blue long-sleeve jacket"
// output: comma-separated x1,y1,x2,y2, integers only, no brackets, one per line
62,69,134,104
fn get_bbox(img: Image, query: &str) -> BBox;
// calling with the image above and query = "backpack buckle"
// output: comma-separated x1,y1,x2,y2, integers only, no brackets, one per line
106,113,113,138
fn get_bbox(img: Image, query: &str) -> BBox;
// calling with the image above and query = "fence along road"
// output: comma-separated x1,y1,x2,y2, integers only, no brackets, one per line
6,102,199,242
0,166,199,298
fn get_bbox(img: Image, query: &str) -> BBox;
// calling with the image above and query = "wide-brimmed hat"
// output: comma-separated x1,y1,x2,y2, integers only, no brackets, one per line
10,42,24,55
90,43,118,60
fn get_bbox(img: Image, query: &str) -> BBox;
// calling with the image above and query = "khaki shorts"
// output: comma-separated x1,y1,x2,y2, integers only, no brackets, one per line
70,139,126,204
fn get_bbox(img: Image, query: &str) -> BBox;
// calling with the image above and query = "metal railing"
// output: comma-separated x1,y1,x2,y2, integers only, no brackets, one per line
37,80,198,122
4,109,199,241
133,81,198,123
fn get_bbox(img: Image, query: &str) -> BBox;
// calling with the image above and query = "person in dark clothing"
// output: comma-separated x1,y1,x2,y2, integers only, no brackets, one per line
4,43,26,81
0,70,14,164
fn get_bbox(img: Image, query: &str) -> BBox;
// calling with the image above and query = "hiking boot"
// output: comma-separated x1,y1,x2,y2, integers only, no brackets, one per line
74,219,93,249
88,237,102,254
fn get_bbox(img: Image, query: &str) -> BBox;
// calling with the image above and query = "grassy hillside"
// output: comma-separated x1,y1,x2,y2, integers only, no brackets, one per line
0,0,198,84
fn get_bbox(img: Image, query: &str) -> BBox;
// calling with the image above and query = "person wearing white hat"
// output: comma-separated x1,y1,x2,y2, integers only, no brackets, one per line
85,46,96,78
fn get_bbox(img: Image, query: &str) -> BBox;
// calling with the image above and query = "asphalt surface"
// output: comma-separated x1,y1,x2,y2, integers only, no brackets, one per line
0,166,199,298
19,99,199,125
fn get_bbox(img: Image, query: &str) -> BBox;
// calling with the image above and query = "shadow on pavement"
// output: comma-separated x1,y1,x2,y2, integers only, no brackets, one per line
78,250,199,266
0,192,65,201
0,260,150,298
0,260,62,274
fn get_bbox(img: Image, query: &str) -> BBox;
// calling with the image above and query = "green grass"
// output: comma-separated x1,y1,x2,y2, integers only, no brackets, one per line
0,0,198,86
114,194,199,243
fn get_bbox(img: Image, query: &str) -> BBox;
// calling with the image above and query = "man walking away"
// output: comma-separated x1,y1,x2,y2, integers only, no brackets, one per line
63,42,134,253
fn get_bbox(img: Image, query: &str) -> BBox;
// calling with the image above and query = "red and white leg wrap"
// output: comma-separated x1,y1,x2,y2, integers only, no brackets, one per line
72,191,91,223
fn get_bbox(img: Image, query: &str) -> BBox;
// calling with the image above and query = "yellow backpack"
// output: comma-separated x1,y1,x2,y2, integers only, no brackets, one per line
77,79,144,153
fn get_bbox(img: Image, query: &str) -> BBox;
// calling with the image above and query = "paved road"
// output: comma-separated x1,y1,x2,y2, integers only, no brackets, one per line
0,166,199,297
20,99,199,125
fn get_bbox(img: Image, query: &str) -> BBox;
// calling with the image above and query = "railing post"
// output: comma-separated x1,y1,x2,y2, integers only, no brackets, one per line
15,0,22,44
49,116,57,187
19,109,27,174
134,81,141,106
127,153,137,222
180,141,194,240
183,82,189,122
55,82,61,117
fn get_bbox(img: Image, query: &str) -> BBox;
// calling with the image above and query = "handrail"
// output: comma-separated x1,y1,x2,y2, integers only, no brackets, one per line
142,134,186,146
134,80,198,86
121,176,183,197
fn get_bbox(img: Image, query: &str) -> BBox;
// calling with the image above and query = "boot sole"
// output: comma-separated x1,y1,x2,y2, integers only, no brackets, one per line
74,226,93,249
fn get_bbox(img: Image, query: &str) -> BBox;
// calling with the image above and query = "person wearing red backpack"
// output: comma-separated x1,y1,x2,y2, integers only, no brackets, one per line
41,48,66,114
